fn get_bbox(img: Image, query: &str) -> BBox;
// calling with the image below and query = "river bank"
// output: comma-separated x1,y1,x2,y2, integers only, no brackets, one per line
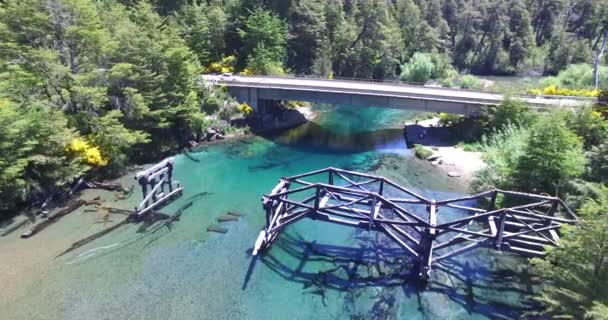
405,117,485,188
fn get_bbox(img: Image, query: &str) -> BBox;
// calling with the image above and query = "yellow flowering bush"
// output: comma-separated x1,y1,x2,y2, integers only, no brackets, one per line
202,55,236,74
240,68,253,75
238,102,253,115
529,85,600,97
66,138,108,167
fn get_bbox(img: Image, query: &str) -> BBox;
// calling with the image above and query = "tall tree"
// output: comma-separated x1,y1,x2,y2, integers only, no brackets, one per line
513,111,586,194
238,7,287,73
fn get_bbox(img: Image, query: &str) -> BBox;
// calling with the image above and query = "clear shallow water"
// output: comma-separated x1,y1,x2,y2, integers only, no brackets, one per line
4,105,538,319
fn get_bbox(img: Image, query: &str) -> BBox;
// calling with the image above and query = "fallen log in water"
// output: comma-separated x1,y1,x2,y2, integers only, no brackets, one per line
98,207,134,215
1,216,32,237
21,199,87,238
57,201,193,257
88,181,129,192
227,211,246,217
56,219,129,258
217,215,239,222
207,225,228,234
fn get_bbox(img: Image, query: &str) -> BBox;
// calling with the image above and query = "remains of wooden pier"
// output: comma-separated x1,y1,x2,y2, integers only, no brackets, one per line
254,167,579,280
134,157,183,217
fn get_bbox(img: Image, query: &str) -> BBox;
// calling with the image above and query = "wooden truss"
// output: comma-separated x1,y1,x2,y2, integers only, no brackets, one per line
134,157,184,217
253,167,579,280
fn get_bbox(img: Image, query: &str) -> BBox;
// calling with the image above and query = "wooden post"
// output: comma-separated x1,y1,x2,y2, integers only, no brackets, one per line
167,162,174,192
547,200,558,217
418,202,436,281
140,178,147,202
328,169,334,186
488,190,497,211
379,179,384,196
314,187,321,212
495,211,507,250
368,195,376,230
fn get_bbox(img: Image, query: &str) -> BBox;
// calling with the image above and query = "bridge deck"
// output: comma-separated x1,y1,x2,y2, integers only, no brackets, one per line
204,75,591,110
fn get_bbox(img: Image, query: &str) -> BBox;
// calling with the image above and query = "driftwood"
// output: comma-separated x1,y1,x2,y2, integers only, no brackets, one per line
21,199,87,238
87,181,129,192
227,211,246,217
1,216,32,237
98,207,134,215
183,150,201,163
207,225,228,234
57,202,193,258
217,215,239,222
56,219,129,258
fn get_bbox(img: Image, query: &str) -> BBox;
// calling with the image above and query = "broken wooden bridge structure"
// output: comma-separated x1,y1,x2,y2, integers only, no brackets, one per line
134,157,183,217
253,167,579,280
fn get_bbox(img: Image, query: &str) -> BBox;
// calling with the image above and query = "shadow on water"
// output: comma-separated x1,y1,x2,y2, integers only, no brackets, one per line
244,231,540,320
264,119,409,154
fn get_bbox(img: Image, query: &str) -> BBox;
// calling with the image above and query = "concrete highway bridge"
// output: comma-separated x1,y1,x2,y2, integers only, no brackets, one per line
202,75,592,115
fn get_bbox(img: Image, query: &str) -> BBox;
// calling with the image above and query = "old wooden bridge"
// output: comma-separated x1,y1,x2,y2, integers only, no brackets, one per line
253,167,579,280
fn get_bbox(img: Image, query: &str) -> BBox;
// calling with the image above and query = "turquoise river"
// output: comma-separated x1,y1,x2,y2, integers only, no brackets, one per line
0,104,540,319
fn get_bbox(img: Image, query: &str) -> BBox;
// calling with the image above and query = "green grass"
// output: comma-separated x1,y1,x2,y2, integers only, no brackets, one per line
413,144,433,159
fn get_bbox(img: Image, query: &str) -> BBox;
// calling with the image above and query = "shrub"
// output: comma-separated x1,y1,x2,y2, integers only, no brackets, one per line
413,144,433,159
513,112,586,194
565,106,608,149
238,102,253,115
400,53,435,83
66,138,108,167
202,55,236,74
541,64,608,89
437,113,463,126
201,95,222,114
459,75,483,89
472,124,530,192
484,98,535,132
529,84,600,97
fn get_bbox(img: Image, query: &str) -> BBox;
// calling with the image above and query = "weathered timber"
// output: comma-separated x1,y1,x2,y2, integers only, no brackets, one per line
58,202,193,257
57,219,129,257
252,167,578,282
1,216,31,237
134,157,183,217
88,181,128,192
218,215,239,222
227,211,246,217
21,200,86,238
207,225,228,234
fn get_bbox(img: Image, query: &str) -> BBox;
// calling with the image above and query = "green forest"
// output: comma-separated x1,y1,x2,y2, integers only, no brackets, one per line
0,1,607,318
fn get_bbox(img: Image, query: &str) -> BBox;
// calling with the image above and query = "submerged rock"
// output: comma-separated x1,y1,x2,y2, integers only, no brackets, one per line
447,171,462,177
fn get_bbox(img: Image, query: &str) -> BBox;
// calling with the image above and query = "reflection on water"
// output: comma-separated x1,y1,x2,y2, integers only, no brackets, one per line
269,104,412,155
3,104,539,320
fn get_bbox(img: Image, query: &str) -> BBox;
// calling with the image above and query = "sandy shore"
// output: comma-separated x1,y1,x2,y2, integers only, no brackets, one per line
0,180,137,309
405,117,486,188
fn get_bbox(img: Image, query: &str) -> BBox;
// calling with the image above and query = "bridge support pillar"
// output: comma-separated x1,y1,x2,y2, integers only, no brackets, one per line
228,87,259,113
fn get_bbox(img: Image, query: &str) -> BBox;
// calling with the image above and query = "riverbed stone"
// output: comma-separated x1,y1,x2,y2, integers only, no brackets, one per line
447,171,462,177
